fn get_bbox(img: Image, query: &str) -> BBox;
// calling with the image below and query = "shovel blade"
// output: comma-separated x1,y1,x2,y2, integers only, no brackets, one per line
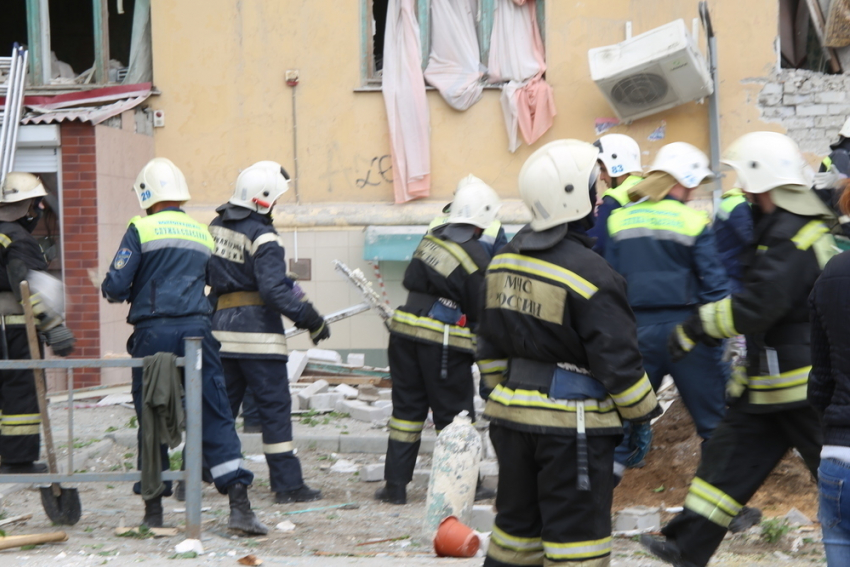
40,485,82,525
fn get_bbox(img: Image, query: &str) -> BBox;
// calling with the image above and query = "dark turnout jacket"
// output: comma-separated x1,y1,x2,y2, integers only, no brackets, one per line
809,250,850,446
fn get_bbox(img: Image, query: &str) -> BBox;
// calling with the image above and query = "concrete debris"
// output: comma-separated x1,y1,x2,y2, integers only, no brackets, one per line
96,393,134,406
329,459,359,473
374,400,392,409
358,384,380,403
237,554,263,566
337,399,392,422
333,383,359,399
297,379,330,408
175,538,204,554
309,392,344,411
412,468,431,488
346,353,366,366
614,506,661,532
784,507,813,526
470,505,496,533
287,351,310,382
275,520,296,532
378,389,392,401
360,463,385,482
306,348,343,364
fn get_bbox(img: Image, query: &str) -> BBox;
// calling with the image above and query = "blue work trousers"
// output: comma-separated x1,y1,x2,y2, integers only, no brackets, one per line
819,458,850,566
615,318,728,469
223,357,304,494
129,317,253,495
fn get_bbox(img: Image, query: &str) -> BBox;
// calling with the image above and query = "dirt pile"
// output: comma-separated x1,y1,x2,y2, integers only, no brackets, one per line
613,399,819,520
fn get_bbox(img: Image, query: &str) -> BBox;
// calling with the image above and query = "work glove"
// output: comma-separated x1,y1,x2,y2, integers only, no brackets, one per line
726,365,748,402
667,315,720,362
43,324,75,357
625,420,653,468
813,165,844,190
309,321,331,345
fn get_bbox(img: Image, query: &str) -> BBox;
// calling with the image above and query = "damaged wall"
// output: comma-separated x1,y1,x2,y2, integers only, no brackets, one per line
757,68,850,156
148,0,778,219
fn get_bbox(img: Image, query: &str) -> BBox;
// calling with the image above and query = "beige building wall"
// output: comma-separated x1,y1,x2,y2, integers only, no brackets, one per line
96,112,155,383
147,0,783,357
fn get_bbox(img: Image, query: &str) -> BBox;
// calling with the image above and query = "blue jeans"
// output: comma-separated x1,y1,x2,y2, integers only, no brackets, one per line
819,458,850,565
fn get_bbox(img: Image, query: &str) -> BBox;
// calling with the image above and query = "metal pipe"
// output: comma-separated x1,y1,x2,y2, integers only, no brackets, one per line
0,471,191,484
0,358,179,369
8,48,28,172
182,337,203,540
67,368,73,474
700,2,723,217
291,85,300,204
0,47,19,180
2,47,20,175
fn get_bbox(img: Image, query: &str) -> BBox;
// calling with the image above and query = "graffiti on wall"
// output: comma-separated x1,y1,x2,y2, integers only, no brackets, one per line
356,155,393,189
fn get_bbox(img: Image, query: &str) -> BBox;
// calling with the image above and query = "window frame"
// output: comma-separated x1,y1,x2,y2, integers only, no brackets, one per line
361,0,546,87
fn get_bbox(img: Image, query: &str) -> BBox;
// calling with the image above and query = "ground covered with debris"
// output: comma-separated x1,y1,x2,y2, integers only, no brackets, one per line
0,397,828,566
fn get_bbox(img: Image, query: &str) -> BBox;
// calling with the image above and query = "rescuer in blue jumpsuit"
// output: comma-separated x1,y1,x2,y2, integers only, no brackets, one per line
207,161,328,504
102,157,267,535
713,187,752,293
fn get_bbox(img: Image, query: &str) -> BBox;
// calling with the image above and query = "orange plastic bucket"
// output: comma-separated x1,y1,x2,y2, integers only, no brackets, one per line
433,515,480,558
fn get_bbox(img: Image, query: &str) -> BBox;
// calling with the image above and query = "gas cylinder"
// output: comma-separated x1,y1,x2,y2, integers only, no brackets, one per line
423,411,482,539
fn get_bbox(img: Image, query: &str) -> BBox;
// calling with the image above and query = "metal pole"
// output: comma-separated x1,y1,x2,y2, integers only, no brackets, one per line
67,368,74,474
291,86,300,204
183,337,203,540
700,2,723,218
8,48,28,172
0,47,19,180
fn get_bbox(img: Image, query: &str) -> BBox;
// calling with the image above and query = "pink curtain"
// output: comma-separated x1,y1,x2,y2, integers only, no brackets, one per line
488,0,556,152
383,0,431,203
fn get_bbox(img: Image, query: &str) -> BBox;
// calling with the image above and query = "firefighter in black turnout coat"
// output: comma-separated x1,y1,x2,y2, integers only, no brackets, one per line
477,140,661,567
374,175,502,505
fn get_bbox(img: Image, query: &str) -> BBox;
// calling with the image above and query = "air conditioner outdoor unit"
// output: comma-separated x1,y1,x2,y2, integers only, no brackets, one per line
588,19,713,123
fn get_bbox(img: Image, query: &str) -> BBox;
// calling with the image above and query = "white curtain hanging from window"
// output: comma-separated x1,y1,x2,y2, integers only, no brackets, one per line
383,0,431,203
123,0,152,84
488,0,555,152
424,0,484,111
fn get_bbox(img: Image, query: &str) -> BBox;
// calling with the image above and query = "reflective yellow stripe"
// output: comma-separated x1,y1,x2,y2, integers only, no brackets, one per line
389,311,474,352
492,526,544,552
0,234,10,248
543,536,612,560
748,366,811,390
609,373,652,408
676,325,695,350
212,331,288,356
608,199,708,245
263,441,294,454
749,383,808,405
489,386,616,413
477,359,508,374
483,220,502,240
685,477,743,528
1,424,40,435
388,429,421,443
1,413,41,424
424,235,478,274
388,417,424,432
490,254,598,300
616,391,660,421
792,221,829,251
131,211,215,251
487,542,544,566
484,389,623,430
823,156,834,169
700,297,737,339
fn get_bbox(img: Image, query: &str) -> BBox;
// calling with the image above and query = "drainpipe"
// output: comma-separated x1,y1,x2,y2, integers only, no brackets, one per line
700,2,723,218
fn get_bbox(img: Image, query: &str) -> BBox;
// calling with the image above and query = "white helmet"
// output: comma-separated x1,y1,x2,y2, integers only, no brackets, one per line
519,139,600,232
1,172,48,203
838,116,850,140
594,134,642,177
447,175,501,229
647,142,714,189
721,132,809,194
133,158,191,209
229,161,290,215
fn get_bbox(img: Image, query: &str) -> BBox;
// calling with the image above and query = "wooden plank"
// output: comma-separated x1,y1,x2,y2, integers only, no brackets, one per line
92,0,110,83
804,0,842,73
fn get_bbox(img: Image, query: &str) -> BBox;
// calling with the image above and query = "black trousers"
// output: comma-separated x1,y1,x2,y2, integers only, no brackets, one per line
384,334,475,484
223,357,304,493
484,423,618,567
0,327,41,464
661,403,822,566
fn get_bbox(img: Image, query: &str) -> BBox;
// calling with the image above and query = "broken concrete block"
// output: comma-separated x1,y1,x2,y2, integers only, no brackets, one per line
374,400,392,409
338,399,389,422
290,393,300,412
784,507,812,526
297,379,329,407
614,506,661,532
287,351,309,382
360,463,384,482
412,468,431,488
333,383,359,399
378,389,392,401
306,348,342,364
329,459,359,473
479,460,498,479
347,353,366,366
308,392,344,411
470,505,496,533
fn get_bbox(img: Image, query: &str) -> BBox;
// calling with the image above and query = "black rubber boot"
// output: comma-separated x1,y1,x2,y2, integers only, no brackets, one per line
275,484,322,504
227,483,268,535
728,506,762,533
474,479,496,501
0,461,48,474
142,497,164,528
639,535,699,567
374,482,406,505
175,481,186,502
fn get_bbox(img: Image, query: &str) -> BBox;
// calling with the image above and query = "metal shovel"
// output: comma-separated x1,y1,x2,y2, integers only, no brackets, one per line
20,281,81,525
